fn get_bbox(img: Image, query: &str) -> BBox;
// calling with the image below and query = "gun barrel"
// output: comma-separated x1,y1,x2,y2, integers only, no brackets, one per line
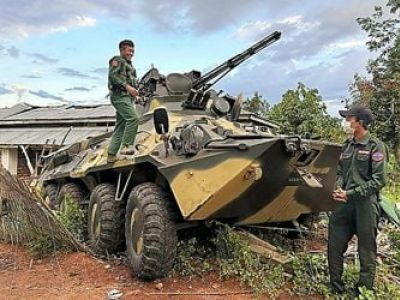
192,31,281,90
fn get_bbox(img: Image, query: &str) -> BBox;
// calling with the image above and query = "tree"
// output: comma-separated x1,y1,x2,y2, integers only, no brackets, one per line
267,83,343,142
356,1,400,163
242,91,270,115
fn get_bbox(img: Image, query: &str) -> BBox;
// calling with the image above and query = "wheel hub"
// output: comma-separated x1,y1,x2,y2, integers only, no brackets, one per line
90,203,100,238
130,208,144,255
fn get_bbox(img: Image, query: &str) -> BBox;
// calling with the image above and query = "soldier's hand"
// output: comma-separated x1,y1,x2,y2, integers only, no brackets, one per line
333,188,347,202
126,85,139,97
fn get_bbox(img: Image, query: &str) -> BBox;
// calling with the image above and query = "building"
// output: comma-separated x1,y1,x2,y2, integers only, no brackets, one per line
0,103,115,181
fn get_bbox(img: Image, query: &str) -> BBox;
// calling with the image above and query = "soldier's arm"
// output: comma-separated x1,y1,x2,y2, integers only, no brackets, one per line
335,143,347,189
347,142,387,199
335,159,343,189
109,58,129,90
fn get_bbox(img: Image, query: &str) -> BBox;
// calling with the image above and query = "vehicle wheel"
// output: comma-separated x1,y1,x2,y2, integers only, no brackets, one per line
43,183,58,210
58,182,86,212
88,183,125,254
125,182,177,280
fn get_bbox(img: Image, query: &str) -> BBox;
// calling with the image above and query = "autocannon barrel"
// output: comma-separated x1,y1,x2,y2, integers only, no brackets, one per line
192,30,281,91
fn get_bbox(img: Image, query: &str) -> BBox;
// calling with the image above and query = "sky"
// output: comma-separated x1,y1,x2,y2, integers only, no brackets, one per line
0,0,387,115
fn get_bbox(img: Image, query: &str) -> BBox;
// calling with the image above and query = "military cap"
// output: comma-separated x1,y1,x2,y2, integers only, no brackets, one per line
119,39,134,49
339,104,374,126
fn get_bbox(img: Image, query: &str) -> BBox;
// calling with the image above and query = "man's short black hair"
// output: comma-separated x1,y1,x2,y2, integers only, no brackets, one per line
339,104,374,128
119,39,134,50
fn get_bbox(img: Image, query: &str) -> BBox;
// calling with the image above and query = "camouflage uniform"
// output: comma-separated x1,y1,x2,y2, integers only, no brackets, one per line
328,132,387,292
107,55,139,157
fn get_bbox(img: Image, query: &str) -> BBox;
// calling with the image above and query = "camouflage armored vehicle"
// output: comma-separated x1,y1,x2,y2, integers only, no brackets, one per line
38,31,341,280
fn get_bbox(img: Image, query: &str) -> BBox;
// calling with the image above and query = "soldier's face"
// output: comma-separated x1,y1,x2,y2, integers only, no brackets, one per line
121,46,134,61
345,116,362,132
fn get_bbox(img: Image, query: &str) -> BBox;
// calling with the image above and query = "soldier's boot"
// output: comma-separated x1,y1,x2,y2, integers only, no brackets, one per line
107,153,130,163
119,145,137,156
107,153,119,163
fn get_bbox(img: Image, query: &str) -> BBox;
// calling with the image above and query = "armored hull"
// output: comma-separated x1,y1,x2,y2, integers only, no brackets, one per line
38,31,342,280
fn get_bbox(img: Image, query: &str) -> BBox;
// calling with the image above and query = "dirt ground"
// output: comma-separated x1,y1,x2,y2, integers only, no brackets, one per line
0,227,328,300
1,241,319,300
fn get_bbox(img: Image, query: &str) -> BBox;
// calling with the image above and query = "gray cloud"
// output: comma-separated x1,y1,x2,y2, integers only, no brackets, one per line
219,48,370,106
135,0,261,34
91,67,108,75
0,0,386,39
29,89,63,100
21,74,42,79
0,85,13,95
64,86,91,92
57,67,93,79
29,53,58,64
6,46,20,58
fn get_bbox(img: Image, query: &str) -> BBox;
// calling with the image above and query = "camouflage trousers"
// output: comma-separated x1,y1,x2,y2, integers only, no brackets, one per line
328,194,380,290
107,95,139,156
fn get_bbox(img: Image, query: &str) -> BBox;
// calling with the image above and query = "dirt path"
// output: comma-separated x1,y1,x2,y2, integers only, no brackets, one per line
0,242,262,300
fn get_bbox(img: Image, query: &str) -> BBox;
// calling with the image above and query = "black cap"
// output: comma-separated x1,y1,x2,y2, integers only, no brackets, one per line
119,39,134,49
339,104,374,126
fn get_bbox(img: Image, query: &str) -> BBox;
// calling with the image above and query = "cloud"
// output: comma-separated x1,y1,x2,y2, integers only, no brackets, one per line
29,89,63,100
232,1,386,63
29,53,58,64
21,74,42,79
21,70,43,79
0,85,13,95
64,86,91,92
91,67,108,75
6,46,20,58
12,84,28,101
0,0,387,40
57,67,93,79
217,46,370,107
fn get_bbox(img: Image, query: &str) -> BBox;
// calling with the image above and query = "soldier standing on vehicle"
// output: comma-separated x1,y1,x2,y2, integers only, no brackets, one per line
107,39,139,163
328,105,388,295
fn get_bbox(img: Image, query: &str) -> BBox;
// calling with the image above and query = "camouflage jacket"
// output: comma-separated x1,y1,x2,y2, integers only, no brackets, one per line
108,55,137,93
336,132,388,200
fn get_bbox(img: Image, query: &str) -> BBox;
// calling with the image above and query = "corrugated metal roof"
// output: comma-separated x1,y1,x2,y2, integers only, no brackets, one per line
0,127,113,146
0,104,115,122
0,103,34,119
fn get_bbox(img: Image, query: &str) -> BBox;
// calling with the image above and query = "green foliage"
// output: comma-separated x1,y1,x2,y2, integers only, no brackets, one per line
173,237,215,277
291,253,330,296
172,225,285,297
173,224,400,298
382,154,400,202
387,226,400,264
291,252,400,299
57,194,86,241
267,82,345,142
213,224,285,296
355,1,400,163
243,91,270,115
26,232,59,258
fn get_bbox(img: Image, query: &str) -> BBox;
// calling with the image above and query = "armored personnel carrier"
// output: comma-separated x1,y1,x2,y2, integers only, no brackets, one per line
38,31,341,280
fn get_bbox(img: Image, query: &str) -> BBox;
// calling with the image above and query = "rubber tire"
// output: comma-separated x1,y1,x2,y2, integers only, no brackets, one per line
58,182,85,212
88,183,125,254
125,182,177,280
43,183,58,210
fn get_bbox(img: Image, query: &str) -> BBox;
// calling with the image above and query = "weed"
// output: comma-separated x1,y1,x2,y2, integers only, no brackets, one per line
213,224,285,297
57,194,86,241
173,237,215,277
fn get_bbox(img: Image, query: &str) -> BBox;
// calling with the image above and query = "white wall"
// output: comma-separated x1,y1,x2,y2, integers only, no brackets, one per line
1,148,18,175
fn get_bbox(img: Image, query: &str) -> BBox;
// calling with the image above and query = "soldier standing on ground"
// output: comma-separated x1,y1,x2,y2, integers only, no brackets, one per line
328,105,388,295
107,39,139,163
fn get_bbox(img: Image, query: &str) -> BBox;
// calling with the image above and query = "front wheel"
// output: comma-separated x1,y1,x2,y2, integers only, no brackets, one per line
125,182,177,280
88,183,125,254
